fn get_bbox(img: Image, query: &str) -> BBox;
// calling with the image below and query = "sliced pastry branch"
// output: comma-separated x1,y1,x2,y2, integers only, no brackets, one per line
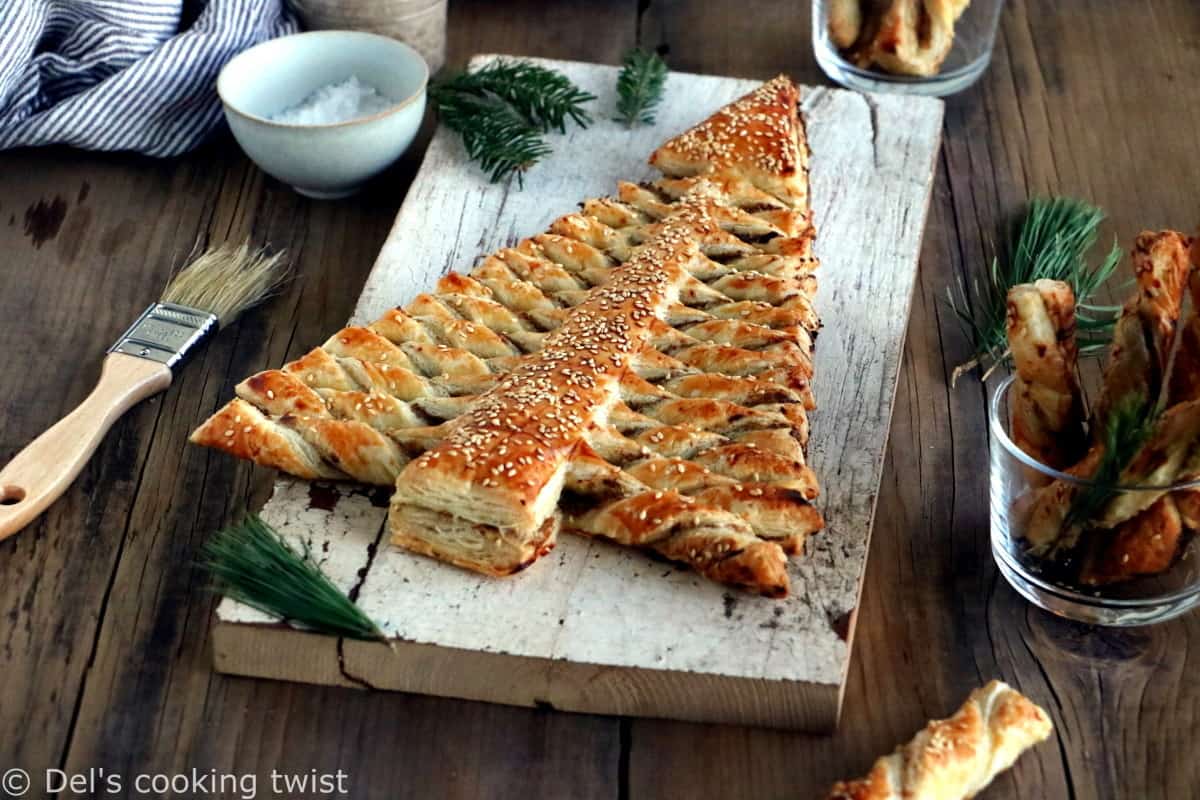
825,680,1053,800
192,76,823,597
1005,228,1200,586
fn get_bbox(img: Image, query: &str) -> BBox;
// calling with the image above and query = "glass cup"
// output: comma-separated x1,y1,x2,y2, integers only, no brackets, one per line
990,375,1200,626
812,0,1004,96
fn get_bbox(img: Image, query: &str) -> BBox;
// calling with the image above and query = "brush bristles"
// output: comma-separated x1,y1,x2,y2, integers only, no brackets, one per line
162,243,289,327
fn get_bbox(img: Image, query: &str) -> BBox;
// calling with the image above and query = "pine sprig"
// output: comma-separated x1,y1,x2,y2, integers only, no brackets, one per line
430,60,595,184
948,196,1123,381
201,515,387,643
436,91,551,183
1064,393,1158,531
616,48,668,127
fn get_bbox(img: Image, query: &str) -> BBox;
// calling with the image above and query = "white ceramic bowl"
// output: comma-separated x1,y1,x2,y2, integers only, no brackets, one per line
217,30,428,199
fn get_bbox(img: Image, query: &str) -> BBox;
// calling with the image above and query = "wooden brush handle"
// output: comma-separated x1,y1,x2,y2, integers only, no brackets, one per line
0,353,171,541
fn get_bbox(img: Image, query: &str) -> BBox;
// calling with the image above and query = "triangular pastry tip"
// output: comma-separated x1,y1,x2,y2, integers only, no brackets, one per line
649,75,809,210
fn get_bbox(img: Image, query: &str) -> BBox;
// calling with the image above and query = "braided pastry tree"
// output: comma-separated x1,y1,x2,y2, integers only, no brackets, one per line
192,76,823,596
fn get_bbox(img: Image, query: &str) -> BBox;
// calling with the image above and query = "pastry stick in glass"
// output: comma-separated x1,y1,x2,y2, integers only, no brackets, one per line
1021,231,1192,554
1004,279,1086,473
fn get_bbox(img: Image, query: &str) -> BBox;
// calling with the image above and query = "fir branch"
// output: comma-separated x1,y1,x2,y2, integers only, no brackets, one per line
1065,393,1158,530
201,515,387,643
615,48,668,127
456,60,595,132
430,60,595,184
947,196,1123,382
436,91,551,183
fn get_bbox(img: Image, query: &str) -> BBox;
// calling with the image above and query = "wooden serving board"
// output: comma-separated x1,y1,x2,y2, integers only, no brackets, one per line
211,56,943,731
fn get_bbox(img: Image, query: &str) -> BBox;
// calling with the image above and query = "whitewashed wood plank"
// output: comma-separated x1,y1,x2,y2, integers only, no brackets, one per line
216,56,943,730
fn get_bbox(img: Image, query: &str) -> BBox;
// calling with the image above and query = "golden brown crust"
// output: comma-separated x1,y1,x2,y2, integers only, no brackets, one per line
649,76,809,209
1094,231,1192,426
389,226,697,574
825,681,1053,800
563,455,791,597
1081,496,1184,586
188,398,347,481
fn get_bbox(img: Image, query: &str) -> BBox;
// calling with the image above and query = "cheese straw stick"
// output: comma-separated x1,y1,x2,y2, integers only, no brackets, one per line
825,681,1053,800
1166,234,1200,528
1005,280,1086,472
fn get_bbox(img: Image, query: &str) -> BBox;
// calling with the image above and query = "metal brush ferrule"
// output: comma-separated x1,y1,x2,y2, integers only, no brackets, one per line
107,303,219,369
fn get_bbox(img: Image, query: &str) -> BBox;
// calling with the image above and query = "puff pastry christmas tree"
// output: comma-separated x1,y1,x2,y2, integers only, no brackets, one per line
192,75,823,597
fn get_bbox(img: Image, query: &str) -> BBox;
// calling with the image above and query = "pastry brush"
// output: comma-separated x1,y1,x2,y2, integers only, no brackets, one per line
0,243,288,541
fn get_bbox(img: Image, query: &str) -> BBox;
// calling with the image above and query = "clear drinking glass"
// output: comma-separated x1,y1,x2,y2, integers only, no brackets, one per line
812,0,1004,96
990,375,1200,626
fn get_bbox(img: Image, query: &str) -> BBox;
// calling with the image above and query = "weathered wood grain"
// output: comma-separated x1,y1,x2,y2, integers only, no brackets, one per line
0,0,1198,798
211,58,942,730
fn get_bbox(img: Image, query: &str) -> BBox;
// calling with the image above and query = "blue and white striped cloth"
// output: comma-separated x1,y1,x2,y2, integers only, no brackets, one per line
0,0,297,156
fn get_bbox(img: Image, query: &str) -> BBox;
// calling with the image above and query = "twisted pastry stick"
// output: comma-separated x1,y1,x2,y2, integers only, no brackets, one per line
1064,233,1194,579
1166,236,1200,529
825,681,1052,800
1093,230,1191,426
1005,280,1085,471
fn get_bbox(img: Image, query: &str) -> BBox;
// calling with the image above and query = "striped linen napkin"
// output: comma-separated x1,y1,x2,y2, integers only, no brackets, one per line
0,0,297,157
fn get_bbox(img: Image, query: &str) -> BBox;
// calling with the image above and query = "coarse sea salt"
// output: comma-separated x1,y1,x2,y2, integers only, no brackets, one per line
270,76,395,125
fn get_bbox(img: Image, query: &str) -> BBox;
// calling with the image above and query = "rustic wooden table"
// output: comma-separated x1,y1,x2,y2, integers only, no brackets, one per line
1,2,1197,798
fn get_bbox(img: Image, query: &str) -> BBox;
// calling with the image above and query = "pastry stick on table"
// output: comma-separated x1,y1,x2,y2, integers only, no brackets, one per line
825,681,1053,800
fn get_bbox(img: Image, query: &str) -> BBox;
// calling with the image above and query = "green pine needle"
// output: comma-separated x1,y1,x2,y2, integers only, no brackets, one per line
948,196,1123,379
1064,393,1158,531
201,515,387,643
616,48,668,127
430,60,595,185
